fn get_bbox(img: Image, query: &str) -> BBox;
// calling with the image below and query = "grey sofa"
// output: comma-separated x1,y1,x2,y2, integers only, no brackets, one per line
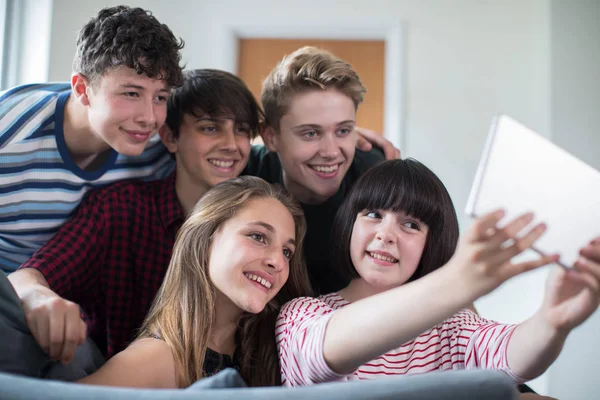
0,368,518,400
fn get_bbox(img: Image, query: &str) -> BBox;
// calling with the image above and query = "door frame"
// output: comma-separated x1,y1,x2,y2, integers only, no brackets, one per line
222,21,407,151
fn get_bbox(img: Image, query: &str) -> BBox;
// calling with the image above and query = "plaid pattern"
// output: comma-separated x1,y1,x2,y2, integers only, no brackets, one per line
19,173,183,358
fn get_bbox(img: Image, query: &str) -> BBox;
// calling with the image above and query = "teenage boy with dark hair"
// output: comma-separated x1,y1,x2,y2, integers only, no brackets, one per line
3,69,261,379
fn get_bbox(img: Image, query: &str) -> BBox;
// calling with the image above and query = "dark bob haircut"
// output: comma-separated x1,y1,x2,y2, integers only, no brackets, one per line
165,69,264,140
331,158,460,286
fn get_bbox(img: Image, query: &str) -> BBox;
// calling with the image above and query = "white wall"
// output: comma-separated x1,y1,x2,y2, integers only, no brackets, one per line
1,0,52,88
48,0,552,222
45,0,577,396
547,1,600,399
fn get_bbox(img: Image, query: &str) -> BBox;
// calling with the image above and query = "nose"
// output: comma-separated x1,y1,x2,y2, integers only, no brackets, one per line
318,133,341,159
375,218,397,244
135,97,157,128
264,248,287,273
219,124,239,152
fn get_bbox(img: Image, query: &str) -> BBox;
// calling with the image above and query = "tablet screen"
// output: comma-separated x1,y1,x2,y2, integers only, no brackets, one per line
465,115,600,268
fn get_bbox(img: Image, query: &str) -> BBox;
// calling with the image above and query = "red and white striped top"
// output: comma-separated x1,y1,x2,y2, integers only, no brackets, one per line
276,292,525,387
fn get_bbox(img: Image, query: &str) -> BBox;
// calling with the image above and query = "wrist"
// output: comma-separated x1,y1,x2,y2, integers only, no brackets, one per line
430,265,476,310
532,310,569,343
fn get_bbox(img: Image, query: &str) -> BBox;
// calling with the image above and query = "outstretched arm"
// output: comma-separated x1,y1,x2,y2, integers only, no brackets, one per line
323,211,556,374
507,238,600,379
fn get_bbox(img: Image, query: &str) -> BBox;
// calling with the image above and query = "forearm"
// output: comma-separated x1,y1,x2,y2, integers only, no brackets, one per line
323,267,473,373
7,268,52,299
507,311,567,380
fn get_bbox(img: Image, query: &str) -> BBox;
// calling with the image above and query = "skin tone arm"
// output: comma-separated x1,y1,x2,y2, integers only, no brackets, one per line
506,239,600,379
323,210,558,374
77,338,178,388
8,269,86,364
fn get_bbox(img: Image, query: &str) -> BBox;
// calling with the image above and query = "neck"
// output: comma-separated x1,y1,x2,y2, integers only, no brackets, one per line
281,170,328,205
63,95,112,169
174,168,209,215
338,278,389,303
208,292,242,357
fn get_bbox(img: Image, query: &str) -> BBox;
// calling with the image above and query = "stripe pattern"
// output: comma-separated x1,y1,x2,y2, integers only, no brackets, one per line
276,293,525,387
0,83,174,272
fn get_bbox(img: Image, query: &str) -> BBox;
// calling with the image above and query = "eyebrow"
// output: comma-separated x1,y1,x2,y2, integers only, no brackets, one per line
195,117,222,123
292,120,355,130
249,221,296,247
195,117,250,125
120,83,169,93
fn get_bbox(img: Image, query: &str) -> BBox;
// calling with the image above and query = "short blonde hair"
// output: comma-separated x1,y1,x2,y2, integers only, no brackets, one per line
261,46,366,131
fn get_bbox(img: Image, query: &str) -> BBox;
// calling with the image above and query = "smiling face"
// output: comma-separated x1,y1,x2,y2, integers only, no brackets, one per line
208,197,297,315
262,89,357,205
162,113,251,194
81,66,169,156
350,209,429,293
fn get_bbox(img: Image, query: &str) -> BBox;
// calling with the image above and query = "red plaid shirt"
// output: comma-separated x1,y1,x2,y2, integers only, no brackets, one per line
20,173,183,358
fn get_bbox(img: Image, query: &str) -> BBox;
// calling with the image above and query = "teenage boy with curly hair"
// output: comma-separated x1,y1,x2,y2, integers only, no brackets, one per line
0,6,184,273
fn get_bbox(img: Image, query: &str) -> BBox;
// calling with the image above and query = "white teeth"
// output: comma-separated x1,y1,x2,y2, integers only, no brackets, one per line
368,252,398,263
244,273,272,289
311,164,338,173
209,159,235,168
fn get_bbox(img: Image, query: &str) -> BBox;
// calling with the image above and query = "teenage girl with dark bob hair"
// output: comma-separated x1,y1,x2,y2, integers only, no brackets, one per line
276,159,600,390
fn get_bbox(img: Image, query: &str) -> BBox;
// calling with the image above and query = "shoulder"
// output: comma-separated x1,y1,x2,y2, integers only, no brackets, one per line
345,148,385,183
0,83,70,104
278,296,335,322
81,178,163,209
78,338,177,388
243,145,282,182
439,309,497,332
353,148,385,169
0,83,70,117
0,83,70,147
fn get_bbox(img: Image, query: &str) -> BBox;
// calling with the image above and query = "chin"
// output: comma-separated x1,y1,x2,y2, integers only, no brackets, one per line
117,144,147,157
241,302,268,315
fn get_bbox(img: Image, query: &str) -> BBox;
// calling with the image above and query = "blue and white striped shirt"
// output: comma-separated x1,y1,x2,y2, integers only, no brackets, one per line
0,83,174,273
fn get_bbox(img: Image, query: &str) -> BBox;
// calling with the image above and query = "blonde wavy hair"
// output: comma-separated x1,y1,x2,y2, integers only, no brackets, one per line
261,46,366,131
137,176,312,387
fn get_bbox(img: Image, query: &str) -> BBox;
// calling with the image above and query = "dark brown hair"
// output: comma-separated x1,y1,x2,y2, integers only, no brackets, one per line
165,69,264,139
72,6,184,87
331,159,460,285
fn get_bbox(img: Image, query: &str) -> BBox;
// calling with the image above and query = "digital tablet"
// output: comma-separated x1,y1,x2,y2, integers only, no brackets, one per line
465,115,600,268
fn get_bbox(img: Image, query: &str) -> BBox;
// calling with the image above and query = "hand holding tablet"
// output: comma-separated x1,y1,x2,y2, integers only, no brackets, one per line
466,115,600,268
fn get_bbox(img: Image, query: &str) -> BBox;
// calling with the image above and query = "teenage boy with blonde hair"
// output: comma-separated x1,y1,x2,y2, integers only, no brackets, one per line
244,46,385,294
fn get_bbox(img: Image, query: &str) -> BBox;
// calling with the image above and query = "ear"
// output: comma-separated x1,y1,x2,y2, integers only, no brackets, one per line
71,73,92,106
261,125,279,152
159,124,178,154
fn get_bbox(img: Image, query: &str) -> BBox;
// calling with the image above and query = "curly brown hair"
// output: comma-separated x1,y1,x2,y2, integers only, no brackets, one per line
72,6,185,87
